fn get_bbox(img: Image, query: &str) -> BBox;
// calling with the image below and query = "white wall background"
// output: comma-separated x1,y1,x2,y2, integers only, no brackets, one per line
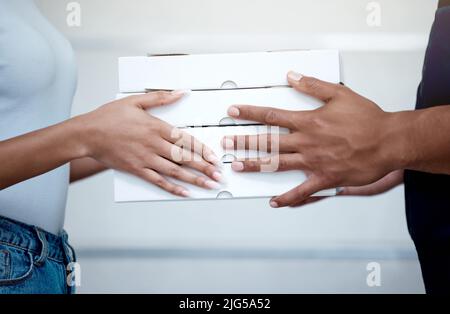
35,0,438,293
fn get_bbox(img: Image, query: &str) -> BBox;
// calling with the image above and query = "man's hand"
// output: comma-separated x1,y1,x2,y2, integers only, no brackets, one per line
223,72,404,208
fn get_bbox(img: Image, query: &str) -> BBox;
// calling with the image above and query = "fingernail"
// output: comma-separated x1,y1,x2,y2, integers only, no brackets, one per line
287,71,303,82
171,89,191,96
205,180,221,190
227,106,240,117
222,137,235,150
270,200,279,208
231,161,244,172
212,171,223,182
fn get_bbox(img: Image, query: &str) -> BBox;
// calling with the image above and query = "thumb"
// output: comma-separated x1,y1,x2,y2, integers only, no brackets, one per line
270,175,328,208
287,71,339,103
132,90,188,110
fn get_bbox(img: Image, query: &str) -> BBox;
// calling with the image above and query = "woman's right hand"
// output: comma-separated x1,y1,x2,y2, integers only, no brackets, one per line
78,91,222,197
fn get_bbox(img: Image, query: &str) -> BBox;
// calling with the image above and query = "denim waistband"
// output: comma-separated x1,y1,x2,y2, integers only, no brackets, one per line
0,215,74,264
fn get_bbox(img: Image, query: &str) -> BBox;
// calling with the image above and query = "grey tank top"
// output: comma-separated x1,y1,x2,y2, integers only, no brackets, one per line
0,0,77,234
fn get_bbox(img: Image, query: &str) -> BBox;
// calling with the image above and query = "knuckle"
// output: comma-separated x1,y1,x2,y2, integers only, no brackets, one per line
204,164,216,175
147,123,161,136
168,166,180,178
129,160,146,175
245,161,254,170
132,165,144,175
303,77,320,92
324,175,339,187
246,160,259,171
171,147,184,162
154,178,167,188
167,186,178,194
202,145,213,156
335,85,349,97
171,128,184,141
288,134,301,148
195,176,207,186
299,110,322,129
290,109,310,127
162,182,177,194
295,187,309,199
128,95,141,105
314,174,336,190
155,91,168,105
125,163,139,174
309,115,324,128
278,157,289,170
264,110,278,124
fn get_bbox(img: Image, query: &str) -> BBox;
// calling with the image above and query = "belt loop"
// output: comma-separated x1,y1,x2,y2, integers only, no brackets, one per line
33,227,49,267
61,230,75,264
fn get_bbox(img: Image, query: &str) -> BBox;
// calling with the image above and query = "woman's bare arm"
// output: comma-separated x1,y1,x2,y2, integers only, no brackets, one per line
0,118,85,190
70,158,108,183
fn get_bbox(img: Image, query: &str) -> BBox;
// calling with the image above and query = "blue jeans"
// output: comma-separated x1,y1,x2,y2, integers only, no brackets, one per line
0,216,76,294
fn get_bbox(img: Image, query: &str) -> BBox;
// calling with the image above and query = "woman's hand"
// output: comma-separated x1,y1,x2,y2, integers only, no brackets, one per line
78,91,222,197
223,72,407,207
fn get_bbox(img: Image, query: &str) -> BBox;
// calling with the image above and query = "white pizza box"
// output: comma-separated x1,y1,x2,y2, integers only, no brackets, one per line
115,50,341,202
118,50,340,93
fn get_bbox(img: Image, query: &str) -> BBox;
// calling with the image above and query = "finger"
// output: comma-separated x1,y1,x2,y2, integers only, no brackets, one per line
227,105,296,128
158,137,223,182
270,175,327,208
137,168,189,197
222,133,296,153
183,159,223,183
289,196,327,208
230,153,308,173
158,139,200,164
287,71,339,103
152,157,221,190
132,90,187,110
161,126,219,165
158,139,220,176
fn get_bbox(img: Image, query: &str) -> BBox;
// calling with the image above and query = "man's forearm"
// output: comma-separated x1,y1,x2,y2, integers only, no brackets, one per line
387,105,450,174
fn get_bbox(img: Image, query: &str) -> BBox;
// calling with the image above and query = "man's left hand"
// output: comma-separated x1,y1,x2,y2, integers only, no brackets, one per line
223,71,403,208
